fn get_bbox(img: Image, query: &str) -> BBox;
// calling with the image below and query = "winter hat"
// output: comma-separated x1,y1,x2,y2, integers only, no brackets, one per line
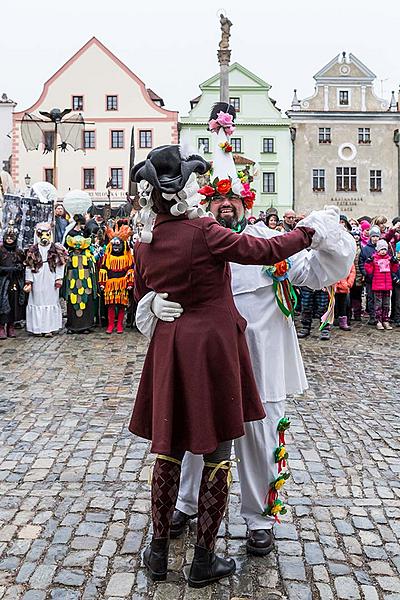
339,214,352,232
392,216,400,226
360,221,370,231
369,226,380,238
376,239,388,252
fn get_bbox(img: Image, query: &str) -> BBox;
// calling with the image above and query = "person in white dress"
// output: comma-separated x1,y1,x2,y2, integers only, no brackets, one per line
24,222,68,336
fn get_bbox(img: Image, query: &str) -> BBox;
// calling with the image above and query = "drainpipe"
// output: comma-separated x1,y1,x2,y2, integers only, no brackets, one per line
290,126,296,211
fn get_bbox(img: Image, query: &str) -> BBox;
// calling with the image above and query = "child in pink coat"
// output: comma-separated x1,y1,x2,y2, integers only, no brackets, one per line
365,239,399,330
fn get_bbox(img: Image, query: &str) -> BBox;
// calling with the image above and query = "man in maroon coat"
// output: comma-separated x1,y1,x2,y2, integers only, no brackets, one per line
129,144,315,588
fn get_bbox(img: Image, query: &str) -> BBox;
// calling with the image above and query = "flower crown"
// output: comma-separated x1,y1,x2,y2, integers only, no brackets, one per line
198,171,256,211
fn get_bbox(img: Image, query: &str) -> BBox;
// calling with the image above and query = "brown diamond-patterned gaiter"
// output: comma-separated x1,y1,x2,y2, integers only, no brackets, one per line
151,456,182,539
196,464,230,551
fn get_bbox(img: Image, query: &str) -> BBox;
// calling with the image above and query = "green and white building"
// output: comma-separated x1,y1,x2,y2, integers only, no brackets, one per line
180,63,293,215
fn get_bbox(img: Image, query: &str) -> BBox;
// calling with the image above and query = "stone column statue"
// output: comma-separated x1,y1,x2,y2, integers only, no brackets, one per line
217,14,232,102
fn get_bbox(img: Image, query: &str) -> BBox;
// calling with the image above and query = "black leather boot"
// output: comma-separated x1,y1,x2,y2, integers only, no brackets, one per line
143,538,169,581
188,544,236,588
246,529,274,556
170,509,197,539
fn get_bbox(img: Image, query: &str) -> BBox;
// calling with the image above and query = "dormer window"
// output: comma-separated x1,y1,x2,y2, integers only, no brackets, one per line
339,90,349,106
72,96,84,111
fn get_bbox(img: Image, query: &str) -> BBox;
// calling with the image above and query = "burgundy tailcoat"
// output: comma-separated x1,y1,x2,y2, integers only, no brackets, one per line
129,215,313,455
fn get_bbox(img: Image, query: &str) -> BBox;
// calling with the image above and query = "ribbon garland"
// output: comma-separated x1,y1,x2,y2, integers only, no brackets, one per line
319,285,336,331
263,260,297,319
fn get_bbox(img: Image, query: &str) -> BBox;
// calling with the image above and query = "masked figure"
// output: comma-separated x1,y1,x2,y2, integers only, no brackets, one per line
0,221,26,339
63,217,97,333
24,222,68,336
98,222,134,334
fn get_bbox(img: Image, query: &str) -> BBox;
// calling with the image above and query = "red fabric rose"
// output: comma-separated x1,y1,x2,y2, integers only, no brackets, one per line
198,185,215,197
216,179,232,195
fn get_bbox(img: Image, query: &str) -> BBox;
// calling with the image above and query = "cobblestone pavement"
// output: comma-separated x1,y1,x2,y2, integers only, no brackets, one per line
0,321,399,600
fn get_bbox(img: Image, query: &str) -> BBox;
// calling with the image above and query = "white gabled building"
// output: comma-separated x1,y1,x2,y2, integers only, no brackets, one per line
12,37,178,200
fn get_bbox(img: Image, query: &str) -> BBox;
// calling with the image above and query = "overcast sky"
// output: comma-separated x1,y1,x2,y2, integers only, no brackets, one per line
3,0,400,115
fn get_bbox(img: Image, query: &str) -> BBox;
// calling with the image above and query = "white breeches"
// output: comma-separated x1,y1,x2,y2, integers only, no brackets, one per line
176,400,286,531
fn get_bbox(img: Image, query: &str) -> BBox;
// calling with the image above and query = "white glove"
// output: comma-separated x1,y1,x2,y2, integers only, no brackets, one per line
296,206,340,250
151,292,183,322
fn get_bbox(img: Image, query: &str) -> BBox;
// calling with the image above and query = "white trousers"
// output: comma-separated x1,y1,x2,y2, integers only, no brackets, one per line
176,400,285,531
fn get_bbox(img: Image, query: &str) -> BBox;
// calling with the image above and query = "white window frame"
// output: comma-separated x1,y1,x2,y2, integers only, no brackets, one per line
337,89,351,107
370,169,382,192
336,167,357,192
358,127,371,144
262,138,275,153
197,137,210,153
318,127,331,143
230,137,242,153
262,172,276,194
229,97,241,112
312,169,325,192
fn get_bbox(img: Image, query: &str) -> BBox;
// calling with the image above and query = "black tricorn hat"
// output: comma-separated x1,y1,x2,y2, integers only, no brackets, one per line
131,145,211,194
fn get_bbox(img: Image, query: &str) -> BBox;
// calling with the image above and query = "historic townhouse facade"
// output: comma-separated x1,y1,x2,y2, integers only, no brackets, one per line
0,93,16,172
287,52,400,218
12,37,178,199
180,63,293,215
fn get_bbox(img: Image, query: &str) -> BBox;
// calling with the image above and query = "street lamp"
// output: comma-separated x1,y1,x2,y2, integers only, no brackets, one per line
24,174,31,188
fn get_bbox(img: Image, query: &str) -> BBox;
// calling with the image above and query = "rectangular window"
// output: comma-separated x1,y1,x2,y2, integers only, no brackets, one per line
43,131,55,152
358,127,371,144
263,172,275,193
139,130,152,148
44,168,54,185
83,168,95,190
83,131,95,149
72,95,84,111
111,130,124,149
230,97,240,112
318,127,331,143
106,95,118,111
231,138,242,153
370,169,382,192
336,167,357,192
111,168,123,189
263,138,274,153
312,169,325,191
339,90,349,106
198,138,210,153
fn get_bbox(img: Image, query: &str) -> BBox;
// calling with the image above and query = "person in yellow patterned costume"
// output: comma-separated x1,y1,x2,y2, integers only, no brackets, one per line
63,214,97,334
98,221,134,334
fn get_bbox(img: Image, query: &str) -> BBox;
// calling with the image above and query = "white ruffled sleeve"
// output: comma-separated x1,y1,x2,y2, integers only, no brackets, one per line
289,228,356,289
135,291,157,339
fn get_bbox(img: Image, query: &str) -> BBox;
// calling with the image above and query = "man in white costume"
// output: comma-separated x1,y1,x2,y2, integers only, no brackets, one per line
134,103,356,556
24,222,68,336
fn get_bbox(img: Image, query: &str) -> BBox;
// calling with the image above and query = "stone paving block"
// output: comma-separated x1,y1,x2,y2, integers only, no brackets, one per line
54,569,86,586
304,542,324,565
285,582,313,599
29,564,57,589
105,572,135,596
279,556,306,581
334,576,361,599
